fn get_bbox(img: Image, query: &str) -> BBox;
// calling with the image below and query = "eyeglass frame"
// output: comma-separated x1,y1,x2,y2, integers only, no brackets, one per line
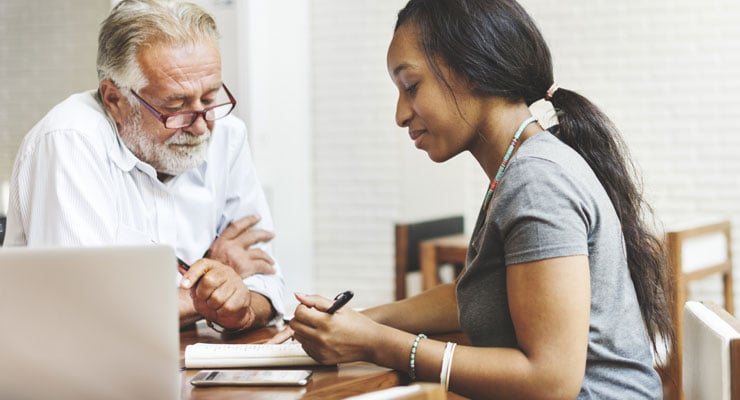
128,83,237,129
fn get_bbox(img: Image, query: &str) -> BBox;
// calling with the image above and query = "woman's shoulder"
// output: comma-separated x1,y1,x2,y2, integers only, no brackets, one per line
513,130,597,184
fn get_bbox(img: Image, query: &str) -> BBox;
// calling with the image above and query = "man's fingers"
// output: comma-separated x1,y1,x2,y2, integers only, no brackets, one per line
250,260,276,275
180,259,216,289
205,281,237,310
235,229,275,248
247,248,275,266
219,215,261,240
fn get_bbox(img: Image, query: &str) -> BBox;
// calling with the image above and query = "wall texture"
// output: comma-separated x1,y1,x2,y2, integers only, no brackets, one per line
310,0,740,309
2,0,738,313
0,1,109,180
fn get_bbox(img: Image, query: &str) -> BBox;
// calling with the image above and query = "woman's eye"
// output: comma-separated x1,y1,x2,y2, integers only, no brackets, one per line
404,83,418,95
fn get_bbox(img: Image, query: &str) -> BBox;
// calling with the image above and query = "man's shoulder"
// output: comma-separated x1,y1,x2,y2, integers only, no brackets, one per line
17,91,116,161
43,90,108,122
29,90,112,139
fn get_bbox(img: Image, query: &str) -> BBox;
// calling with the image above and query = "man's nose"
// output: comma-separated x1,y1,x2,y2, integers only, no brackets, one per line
187,112,209,136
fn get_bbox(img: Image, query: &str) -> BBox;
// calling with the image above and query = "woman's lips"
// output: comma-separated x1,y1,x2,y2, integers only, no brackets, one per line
409,129,426,147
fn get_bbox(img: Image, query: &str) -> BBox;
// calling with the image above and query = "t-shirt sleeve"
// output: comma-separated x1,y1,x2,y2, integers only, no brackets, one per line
492,156,592,266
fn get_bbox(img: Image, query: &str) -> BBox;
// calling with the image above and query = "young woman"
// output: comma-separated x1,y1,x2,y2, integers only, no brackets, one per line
287,1,674,398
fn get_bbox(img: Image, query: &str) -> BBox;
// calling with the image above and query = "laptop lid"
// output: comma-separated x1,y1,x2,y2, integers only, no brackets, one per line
0,245,180,400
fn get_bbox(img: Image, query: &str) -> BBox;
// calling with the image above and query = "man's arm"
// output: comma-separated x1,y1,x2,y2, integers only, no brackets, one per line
215,117,287,323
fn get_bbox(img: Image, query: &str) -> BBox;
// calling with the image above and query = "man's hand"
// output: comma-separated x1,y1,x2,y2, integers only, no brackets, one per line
207,215,276,278
180,259,257,331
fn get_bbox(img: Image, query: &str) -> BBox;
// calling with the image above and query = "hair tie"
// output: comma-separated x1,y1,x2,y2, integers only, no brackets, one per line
545,83,559,101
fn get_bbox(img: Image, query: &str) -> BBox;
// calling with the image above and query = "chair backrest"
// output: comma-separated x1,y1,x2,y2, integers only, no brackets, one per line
0,214,5,246
395,216,464,300
682,301,740,400
661,218,735,400
344,383,447,400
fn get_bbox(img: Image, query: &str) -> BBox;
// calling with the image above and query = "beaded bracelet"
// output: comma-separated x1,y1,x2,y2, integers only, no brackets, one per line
409,333,427,380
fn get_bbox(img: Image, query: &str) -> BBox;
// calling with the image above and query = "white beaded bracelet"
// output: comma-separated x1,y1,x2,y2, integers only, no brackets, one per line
409,333,427,380
439,342,457,391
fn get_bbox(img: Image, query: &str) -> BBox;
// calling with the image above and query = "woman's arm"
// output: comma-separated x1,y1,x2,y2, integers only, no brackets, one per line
363,282,461,334
291,255,589,400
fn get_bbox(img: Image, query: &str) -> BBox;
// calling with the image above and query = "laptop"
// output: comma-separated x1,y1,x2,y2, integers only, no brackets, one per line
0,245,180,400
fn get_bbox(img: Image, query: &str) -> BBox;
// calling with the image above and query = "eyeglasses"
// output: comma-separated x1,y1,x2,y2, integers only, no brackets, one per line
129,83,236,129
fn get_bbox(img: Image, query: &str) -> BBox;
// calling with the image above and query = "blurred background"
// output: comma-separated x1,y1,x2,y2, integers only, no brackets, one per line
1,0,739,310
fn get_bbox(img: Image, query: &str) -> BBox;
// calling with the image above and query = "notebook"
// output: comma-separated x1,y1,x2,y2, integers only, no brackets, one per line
0,245,180,400
184,342,321,368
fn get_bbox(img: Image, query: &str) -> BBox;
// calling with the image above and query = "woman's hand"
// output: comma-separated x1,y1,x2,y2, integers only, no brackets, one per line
289,293,384,365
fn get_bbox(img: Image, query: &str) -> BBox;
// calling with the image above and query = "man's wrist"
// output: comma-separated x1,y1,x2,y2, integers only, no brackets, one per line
249,291,277,327
206,319,251,335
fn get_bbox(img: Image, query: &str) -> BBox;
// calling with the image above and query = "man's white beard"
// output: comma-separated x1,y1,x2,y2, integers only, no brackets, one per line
119,107,211,176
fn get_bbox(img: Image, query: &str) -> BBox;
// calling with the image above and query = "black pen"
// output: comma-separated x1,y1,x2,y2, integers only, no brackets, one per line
151,239,192,272
177,257,191,271
326,290,354,314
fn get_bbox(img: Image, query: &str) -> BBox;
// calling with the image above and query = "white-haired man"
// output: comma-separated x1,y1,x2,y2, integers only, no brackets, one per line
6,0,286,332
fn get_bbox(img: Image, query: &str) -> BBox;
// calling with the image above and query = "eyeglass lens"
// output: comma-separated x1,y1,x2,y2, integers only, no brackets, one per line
165,104,234,129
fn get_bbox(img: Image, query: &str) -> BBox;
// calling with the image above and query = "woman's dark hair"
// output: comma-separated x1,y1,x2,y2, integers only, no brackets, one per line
395,0,674,353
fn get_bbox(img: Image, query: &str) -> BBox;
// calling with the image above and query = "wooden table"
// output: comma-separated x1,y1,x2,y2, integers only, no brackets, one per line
180,322,407,400
419,234,469,290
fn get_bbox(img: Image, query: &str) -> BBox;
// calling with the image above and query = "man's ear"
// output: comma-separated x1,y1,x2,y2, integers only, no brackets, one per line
99,80,127,127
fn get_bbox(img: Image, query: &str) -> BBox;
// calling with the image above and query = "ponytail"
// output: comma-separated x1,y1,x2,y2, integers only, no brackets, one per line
549,88,675,354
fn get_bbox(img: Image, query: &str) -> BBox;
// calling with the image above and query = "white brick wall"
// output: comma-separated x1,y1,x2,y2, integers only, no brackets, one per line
0,1,108,180
311,0,740,310
311,0,408,305
3,0,739,313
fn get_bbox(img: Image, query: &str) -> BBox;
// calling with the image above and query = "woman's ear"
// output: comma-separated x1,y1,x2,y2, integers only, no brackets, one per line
98,80,126,127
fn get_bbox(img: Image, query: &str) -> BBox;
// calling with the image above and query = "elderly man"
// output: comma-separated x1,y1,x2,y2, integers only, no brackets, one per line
5,0,285,332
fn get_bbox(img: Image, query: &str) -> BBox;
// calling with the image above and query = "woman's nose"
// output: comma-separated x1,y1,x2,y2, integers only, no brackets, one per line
395,95,412,128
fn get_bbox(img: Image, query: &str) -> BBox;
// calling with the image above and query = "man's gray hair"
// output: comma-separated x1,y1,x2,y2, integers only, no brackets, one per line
97,0,220,91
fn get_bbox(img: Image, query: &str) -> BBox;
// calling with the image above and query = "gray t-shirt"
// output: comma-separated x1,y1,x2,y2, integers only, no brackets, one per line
457,131,661,399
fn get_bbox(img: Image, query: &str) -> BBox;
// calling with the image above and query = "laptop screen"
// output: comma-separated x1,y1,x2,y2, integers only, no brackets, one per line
0,245,180,400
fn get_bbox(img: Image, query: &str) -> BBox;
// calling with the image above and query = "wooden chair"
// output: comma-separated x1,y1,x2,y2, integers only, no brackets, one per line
395,216,464,300
344,383,447,400
662,219,735,400
682,301,740,400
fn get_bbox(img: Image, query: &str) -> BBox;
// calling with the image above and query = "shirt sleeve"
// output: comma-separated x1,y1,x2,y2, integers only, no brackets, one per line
492,156,592,266
221,121,288,324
